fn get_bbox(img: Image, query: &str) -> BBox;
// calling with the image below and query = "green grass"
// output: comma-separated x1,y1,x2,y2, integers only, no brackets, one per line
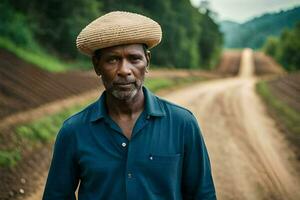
145,78,174,92
0,150,21,168
0,37,76,72
145,76,205,93
16,104,85,144
256,81,300,138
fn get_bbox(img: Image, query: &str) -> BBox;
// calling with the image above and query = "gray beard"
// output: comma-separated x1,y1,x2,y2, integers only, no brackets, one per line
101,78,143,101
111,86,138,101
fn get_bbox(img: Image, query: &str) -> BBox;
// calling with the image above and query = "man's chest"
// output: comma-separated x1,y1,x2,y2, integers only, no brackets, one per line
75,119,184,190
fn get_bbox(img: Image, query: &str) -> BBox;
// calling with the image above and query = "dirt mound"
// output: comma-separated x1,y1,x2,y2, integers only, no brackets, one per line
253,52,285,76
215,50,242,76
0,49,100,120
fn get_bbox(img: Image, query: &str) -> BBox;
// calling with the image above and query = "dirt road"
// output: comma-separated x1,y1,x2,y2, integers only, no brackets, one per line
25,49,300,200
166,48,300,199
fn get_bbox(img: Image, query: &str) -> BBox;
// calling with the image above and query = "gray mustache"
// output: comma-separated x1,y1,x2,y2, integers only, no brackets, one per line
113,80,135,85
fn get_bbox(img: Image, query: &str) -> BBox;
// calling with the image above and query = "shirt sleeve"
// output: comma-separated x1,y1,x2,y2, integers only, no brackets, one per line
181,114,216,200
42,124,79,200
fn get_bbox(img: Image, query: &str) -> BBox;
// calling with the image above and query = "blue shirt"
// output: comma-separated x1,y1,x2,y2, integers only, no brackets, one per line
43,87,216,200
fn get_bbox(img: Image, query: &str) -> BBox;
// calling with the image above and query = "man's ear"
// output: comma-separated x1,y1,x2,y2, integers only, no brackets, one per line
92,56,101,76
146,50,151,72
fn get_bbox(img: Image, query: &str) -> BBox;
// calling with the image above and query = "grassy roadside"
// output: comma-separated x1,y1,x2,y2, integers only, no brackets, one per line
0,37,68,72
0,76,206,167
0,37,91,72
256,81,300,154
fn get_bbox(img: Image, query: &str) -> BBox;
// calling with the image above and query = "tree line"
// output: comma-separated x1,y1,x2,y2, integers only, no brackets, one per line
263,22,300,71
222,6,300,50
0,0,223,69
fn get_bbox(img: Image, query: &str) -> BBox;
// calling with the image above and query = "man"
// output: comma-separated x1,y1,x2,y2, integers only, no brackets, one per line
43,11,216,200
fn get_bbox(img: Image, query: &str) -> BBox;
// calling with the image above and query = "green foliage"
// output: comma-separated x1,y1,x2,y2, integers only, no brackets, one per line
1,0,223,70
222,6,300,49
108,1,223,69
256,81,300,146
263,37,279,57
145,78,174,92
0,150,21,168
0,37,71,72
16,105,83,143
263,22,300,71
0,0,37,49
145,76,205,92
10,0,102,58
198,11,223,69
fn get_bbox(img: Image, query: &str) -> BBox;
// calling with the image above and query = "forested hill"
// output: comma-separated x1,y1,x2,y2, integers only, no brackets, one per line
0,0,223,70
221,6,300,49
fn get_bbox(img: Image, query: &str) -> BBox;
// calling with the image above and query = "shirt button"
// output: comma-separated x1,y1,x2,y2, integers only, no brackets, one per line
128,173,132,178
121,142,127,147
149,156,153,160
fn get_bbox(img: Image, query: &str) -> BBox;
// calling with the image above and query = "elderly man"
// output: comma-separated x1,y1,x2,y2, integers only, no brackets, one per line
43,11,216,200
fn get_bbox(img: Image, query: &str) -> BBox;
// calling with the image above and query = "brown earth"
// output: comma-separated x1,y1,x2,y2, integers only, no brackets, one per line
267,72,300,112
215,50,242,76
0,49,101,120
253,52,285,76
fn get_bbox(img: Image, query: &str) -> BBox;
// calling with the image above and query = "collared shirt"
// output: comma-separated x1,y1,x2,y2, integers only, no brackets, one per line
43,87,216,200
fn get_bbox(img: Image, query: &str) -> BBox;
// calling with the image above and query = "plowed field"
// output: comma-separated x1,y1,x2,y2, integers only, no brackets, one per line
0,50,100,120
268,73,300,112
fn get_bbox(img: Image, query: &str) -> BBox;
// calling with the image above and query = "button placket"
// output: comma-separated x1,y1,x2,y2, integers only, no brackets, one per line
125,140,136,199
127,173,132,178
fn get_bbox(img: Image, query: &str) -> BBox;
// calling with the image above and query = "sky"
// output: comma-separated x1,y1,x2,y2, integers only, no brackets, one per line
190,0,300,23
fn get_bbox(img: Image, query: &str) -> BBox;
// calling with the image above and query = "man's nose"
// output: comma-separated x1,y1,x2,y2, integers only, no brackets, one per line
117,59,132,77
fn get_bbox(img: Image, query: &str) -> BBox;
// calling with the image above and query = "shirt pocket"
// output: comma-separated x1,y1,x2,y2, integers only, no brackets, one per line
136,153,182,195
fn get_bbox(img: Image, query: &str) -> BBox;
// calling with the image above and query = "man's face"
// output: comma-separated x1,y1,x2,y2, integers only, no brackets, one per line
93,44,150,101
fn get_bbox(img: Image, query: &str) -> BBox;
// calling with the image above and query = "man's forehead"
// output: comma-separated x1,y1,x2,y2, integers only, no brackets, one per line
99,44,145,55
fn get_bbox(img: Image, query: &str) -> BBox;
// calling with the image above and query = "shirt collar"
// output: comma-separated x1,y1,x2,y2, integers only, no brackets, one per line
89,86,166,122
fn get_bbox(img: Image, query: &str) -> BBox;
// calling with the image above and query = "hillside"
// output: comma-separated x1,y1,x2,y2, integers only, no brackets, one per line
221,6,300,49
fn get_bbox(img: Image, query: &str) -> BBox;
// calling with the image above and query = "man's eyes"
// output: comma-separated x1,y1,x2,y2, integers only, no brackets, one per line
105,57,118,63
105,56,142,63
129,56,142,62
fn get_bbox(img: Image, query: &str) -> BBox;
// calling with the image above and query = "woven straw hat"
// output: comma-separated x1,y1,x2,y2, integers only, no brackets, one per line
76,11,162,56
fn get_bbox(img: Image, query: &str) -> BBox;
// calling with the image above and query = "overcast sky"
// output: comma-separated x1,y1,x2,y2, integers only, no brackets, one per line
190,0,300,23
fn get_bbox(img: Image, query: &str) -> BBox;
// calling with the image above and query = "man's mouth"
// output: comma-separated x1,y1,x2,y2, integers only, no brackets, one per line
114,82,133,85
113,82,135,89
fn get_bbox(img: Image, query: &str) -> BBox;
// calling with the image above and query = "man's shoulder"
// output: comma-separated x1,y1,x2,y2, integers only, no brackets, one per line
62,101,97,128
